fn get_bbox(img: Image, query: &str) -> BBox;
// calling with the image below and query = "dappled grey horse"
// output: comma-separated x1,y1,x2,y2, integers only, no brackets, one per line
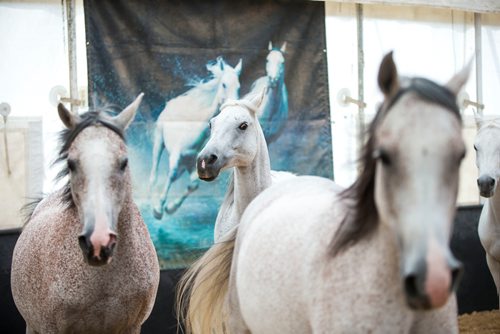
11,94,159,334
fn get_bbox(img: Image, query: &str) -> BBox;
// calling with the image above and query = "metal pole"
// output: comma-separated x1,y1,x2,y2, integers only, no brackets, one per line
474,13,483,116
356,3,365,145
65,0,78,113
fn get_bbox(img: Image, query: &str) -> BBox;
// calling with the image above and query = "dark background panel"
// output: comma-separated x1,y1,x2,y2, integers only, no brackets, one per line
1,206,498,333
85,0,332,269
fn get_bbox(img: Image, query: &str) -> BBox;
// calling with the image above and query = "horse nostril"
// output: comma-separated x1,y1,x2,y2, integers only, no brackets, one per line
404,274,419,299
78,234,90,253
207,154,218,164
490,178,495,187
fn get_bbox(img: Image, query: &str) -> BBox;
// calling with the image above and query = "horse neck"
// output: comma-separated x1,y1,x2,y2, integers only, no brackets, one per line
487,189,500,225
192,77,222,111
232,125,272,219
206,77,224,110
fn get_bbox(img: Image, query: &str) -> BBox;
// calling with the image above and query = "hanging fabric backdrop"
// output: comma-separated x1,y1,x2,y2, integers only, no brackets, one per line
85,0,332,269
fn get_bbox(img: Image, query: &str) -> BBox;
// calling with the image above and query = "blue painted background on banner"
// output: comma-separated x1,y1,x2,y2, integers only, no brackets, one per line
85,0,331,269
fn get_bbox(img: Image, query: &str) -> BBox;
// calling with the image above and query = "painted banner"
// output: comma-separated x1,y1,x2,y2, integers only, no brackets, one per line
85,0,332,269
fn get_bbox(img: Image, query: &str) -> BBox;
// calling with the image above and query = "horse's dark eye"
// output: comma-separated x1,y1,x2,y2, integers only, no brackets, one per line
119,158,128,171
67,159,76,172
239,122,248,130
222,83,227,89
473,144,478,151
373,149,391,166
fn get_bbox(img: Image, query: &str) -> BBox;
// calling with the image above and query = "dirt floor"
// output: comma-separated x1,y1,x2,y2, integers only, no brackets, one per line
458,310,500,333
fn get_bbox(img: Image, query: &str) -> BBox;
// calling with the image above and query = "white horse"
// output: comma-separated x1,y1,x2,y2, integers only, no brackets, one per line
176,92,294,333
149,57,242,219
245,41,288,144
11,94,160,333
224,53,470,333
473,115,500,308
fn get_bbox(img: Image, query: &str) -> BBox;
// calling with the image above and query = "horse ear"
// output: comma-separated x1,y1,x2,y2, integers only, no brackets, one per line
219,57,225,71
207,57,223,76
445,58,473,96
113,93,144,130
234,59,242,75
268,41,273,51
280,42,287,53
377,51,399,98
248,88,266,112
58,103,80,129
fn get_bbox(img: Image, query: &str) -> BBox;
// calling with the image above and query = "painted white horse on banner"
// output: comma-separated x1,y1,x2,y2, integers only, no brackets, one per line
221,52,470,333
149,57,242,219
11,95,160,333
246,41,288,144
473,114,500,308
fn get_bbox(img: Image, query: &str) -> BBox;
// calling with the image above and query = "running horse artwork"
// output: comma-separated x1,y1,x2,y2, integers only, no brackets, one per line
246,41,288,144
11,94,160,334
149,57,242,219
473,114,500,308
185,52,470,333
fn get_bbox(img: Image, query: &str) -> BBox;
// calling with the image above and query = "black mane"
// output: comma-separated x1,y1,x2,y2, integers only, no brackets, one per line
54,111,125,208
329,77,461,256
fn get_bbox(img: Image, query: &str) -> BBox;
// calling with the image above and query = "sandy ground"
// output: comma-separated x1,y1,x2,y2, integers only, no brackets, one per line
458,310,500,333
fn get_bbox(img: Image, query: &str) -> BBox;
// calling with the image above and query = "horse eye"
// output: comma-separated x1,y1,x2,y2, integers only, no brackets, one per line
67,159,77,172
373,149,391,166
473,144,478,151
119,158,128,171
239,122,248,130
222,83,227,89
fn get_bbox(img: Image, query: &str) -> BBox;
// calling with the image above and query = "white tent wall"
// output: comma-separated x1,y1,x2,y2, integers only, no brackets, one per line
326,2,500,204
1,1,500,229
0,0,87,193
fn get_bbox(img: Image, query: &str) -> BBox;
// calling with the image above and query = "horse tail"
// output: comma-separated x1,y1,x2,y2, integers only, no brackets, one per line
176,228,237,334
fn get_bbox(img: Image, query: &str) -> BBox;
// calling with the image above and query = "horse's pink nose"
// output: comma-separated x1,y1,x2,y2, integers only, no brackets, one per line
90,230,117,258
403,241,462,310
78,230,117,266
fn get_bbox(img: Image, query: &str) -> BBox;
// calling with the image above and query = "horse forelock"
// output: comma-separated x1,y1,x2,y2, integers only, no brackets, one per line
54,110,125,208
329,77,461,257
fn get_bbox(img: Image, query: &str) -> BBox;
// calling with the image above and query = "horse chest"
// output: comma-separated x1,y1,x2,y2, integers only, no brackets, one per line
479,201,500,260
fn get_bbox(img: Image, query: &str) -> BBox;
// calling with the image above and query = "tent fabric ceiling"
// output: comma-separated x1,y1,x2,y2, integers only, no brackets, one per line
319,0,500,14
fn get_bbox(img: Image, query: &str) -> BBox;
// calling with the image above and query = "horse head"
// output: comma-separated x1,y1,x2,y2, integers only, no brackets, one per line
57,94,143,266
474,118,500,197
372,53,469,310
207,57,242,106
266,42,286,87
197,91,266,181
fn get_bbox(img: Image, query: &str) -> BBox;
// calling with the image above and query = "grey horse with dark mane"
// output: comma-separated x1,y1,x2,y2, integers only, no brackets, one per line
11,94,159,334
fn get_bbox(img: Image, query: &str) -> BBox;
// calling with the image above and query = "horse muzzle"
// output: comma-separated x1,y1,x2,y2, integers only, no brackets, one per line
477,175,496,197
197,154,220,181
78,231,117,266
403,256,462,310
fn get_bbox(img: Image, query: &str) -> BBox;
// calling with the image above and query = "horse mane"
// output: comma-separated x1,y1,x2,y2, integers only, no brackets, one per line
329,77,461,257
54,110,125,208
21,197,44,227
